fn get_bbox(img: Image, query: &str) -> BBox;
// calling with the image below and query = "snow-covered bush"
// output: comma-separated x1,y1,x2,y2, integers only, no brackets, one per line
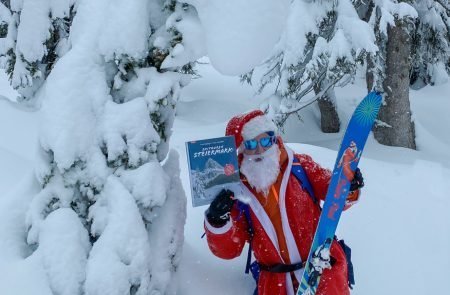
2,0,204,294
0,0,76,103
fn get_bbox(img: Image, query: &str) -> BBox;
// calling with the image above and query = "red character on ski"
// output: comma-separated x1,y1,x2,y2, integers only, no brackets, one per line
327,202,340,220
338,141,359,181
334,179,347,199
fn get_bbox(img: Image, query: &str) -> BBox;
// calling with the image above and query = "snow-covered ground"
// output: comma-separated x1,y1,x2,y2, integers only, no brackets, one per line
1,61,449,294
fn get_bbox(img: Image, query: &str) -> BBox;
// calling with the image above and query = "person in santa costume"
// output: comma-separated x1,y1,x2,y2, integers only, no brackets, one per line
204,110,364,295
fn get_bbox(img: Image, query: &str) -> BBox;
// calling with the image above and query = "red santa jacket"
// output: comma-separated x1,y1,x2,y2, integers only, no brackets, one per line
204,144,351,295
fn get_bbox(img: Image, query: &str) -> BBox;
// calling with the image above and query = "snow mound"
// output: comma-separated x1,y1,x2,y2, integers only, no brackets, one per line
186,0,289,75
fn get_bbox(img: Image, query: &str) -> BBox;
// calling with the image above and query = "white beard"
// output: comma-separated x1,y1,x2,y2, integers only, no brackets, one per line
240,144,281,196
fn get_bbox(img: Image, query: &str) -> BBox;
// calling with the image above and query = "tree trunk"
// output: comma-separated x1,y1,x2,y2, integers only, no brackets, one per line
373,18,416,149
360,0,375,92
366,56,375,92
314,82,340,133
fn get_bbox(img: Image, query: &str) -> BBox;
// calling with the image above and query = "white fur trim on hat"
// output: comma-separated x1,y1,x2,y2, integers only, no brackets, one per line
242,115,277,140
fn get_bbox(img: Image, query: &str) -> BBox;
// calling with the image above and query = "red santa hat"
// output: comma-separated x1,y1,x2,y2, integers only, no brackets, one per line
225,110,277,148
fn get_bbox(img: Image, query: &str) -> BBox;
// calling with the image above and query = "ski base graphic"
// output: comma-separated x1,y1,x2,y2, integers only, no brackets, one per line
297,91,382,295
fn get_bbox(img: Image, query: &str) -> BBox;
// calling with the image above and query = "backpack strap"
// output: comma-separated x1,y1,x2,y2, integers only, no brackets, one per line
236,200,254,274
291,157,320,207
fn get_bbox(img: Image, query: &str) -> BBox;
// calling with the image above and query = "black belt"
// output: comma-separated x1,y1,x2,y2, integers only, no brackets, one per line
258,261,306,273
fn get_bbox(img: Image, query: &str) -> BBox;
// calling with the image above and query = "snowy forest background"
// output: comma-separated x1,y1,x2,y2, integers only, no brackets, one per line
0,0,449,294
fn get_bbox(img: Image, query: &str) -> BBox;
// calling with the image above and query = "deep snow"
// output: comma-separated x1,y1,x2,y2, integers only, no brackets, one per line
184,0,289,75
1,61,449,294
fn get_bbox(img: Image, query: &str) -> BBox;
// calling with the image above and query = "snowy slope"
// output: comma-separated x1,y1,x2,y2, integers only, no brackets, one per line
0,146,31,196
0,71,39,164
0,76,37,198
0,72,49,295
1,60,449,295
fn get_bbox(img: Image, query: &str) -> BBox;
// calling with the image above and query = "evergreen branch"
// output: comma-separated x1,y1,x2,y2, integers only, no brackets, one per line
435,0,450,13
280,78,340,116
275,74,282,93
262,60,280,80
294,80,315,100
293,69,328,99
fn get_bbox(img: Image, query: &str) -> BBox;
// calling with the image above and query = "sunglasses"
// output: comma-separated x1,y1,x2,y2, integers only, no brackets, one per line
243,132,276,151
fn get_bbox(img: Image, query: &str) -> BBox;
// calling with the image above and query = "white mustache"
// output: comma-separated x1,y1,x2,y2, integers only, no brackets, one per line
240,145,280,196
245,154,264,162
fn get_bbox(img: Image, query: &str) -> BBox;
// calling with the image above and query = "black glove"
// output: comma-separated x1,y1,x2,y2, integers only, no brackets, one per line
349,168,364,192
205,189,235,227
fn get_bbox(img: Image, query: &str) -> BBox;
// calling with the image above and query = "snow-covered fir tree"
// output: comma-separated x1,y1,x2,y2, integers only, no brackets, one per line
1,0,204,294
361,0,418,149
0,0,76,104
361,0,450,90
410,0,450,88
244,0,377,133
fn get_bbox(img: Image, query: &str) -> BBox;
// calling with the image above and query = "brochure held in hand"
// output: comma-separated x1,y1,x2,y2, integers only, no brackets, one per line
186,136,241,207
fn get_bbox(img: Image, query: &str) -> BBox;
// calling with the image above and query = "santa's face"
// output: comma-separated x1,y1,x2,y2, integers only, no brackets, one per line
349,141,357,153
240,132,281,196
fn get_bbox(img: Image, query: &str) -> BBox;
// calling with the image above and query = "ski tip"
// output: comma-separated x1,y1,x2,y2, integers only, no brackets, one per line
354,93,382,127
368,91,382,102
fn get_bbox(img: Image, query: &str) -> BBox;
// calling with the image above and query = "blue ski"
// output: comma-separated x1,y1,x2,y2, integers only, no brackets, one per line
297,91,382,295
